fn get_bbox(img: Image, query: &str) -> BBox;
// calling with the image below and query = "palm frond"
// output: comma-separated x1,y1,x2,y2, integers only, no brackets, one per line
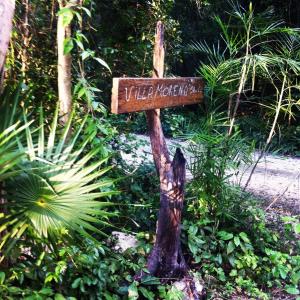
0,109,118,258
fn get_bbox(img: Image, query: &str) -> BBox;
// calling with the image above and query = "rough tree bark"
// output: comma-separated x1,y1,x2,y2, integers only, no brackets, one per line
0,0,15,267
0,0,15,87
145,21,187,279
57,0,74,124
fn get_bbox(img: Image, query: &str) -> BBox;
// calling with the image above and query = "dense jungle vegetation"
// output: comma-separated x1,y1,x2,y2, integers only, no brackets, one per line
0,0,299,299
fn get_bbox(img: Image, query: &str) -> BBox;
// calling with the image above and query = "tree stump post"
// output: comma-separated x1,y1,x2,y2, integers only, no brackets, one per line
145,21,187,278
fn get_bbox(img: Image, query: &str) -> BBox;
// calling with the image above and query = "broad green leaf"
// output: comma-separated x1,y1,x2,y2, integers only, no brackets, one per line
188,241,198,255
128,282,139,300
139,287,155,300
63,38,74,55
291,272,300,285
227,240,235,254
218,230,233,240
234,236,240,246
279,266,288,279
228,255,236,267
58,8,74,27
39,287,54,295
7,286,22,294
81,49,94,60
239,232,250,243
72,278,81,289
286,286,299,295
55,293,66,300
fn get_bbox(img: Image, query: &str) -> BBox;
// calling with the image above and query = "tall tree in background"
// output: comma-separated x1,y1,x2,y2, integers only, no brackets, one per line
57,0,78,123
20,0,30,77
0,0,15,87
0,0,15,261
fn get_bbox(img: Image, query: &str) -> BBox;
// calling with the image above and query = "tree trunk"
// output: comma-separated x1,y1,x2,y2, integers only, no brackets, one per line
57,0,73,124
0,0,15,267
0,0,15,87
145,21,187,279
21,0,30,77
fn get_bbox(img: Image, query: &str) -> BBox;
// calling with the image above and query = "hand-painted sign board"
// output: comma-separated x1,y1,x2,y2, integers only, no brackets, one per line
111,77,204,114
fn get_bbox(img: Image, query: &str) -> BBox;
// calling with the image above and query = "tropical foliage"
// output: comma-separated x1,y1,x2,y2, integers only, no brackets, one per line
0,88,117,261
190,2,300,148
0,1,299,299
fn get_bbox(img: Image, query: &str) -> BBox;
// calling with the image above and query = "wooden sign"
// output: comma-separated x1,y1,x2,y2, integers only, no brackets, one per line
111,77,204,114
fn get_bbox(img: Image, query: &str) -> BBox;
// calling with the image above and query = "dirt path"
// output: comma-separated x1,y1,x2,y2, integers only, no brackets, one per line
121,134,300,214
236,152,300,214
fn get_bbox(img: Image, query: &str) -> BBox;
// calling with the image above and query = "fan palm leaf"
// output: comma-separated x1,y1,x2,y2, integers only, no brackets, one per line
0,107,118,258
0,84,30,181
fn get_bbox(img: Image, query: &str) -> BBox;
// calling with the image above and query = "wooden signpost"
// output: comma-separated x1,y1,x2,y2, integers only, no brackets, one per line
112,77,204,114
111,21,205,299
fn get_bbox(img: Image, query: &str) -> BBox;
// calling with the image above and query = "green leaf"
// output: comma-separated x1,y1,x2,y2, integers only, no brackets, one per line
128,282,139,300
227,240,235,254
228,255,236,267
117,286,129,295
63,38,74,55
39,287,54,296
72,278,82,289
81,6,91,17
141,275,160,285
158,286,167,298
55,294,66,300
7,286,22,294
74,11,82,24
291,272,300,285
294,223,300,234
281,216,296,223
218,231,233,240
75,39,84,50
36,251,45,266
216,253,222,265
0,272,5,284
81,49,94,60
279,266,288,279
188,241,198,255
239,232,250,243
233,236,240,247
58,7,74,27
139,287,155,300
286,286,299,295
93,57,111,73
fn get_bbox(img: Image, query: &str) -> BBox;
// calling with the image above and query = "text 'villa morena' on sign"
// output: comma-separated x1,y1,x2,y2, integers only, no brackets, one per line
111,77,204,114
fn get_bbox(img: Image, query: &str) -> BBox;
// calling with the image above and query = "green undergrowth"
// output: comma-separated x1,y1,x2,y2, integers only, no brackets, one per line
183,196,300,299
0,88,299,300
1,192,299,300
